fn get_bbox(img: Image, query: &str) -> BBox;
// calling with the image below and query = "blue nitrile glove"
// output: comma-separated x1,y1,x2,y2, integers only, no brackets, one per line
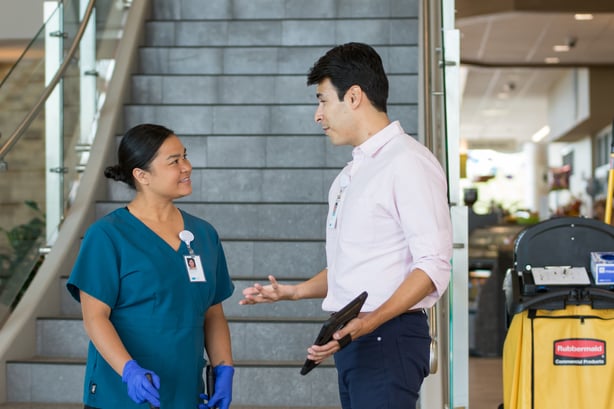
122,359,161,407
198,365,234,409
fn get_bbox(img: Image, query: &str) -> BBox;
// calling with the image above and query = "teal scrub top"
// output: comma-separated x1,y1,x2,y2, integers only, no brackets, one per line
66,208,234,408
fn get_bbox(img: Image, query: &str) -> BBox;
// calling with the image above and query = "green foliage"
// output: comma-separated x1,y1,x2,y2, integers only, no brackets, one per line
0,200,45,270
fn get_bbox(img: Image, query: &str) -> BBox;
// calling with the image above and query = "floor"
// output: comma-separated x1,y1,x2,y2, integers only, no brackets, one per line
469,356,503,409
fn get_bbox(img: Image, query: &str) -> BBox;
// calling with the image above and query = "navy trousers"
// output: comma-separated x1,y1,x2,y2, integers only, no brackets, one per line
333,311,431,409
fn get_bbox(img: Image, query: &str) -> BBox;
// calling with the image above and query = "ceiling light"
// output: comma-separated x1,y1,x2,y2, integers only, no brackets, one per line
553,44,570,52
532,125,550,143
574,13,593,21
545,57,560,64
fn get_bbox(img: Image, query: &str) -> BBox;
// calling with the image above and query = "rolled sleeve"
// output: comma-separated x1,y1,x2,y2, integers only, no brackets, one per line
395,149,453,298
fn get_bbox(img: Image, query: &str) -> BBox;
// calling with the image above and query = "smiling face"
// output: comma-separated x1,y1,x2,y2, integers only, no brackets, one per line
314,78,359,146
135,135,193,200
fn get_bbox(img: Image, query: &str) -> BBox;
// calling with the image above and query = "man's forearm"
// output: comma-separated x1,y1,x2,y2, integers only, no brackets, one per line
294,268,328,300
361,268,435,335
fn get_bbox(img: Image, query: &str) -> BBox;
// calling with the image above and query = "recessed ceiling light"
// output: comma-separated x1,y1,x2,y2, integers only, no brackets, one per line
545,57,560,64
532,125,550,143
574,13,594,20
553,44,570,52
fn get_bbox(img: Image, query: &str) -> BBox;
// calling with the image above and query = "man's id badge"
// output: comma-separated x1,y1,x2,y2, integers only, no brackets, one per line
184,255,206,282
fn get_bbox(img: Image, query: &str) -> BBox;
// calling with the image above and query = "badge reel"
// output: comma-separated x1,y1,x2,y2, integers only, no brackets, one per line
179,230,206,282
327,174,350,229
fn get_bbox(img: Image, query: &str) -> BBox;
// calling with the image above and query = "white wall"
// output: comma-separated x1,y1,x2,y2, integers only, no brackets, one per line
0,0,45,40
548,69,590,141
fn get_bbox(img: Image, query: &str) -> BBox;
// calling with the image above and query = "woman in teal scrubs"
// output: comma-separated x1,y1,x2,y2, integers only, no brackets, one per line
67,124,234,408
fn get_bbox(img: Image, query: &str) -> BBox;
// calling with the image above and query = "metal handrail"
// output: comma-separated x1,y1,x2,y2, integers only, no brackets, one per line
0,0,96,163
421,0,445,376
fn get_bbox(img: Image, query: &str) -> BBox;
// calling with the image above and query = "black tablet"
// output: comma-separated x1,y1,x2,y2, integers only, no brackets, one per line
300,291,368,375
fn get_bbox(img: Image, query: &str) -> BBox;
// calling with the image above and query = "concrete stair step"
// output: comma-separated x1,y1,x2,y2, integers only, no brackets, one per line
123,103,321,135
36,315,332,361
151,0,416,21
109,134,351,174
60,274,327,319
223,364,340,406
106,168,337,203
131,74,417,105
144,19,417,48
138,45,418,76
6,358,339,406
6,359,84,403
95,202,328,241
123,103,417,136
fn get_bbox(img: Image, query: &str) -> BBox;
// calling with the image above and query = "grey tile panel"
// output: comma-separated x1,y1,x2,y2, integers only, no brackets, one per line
146,19,418,47
139,46,419,76
7,362,85,403
95,202,328,240
35,317,333,362
223,240,326,279
233,366,340,407
124,103,417,136
36,319,88,359
230,321,326,361
180,135,349,169
132,74,417,105
151,0,418,20
6,360,339,406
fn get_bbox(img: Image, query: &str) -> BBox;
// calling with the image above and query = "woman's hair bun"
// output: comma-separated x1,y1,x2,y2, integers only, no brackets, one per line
104,164,124,181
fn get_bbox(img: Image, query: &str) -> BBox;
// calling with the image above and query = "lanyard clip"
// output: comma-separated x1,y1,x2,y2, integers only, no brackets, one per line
179,230,195,255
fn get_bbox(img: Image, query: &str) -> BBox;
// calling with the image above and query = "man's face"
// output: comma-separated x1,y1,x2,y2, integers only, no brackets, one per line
314,78,356,146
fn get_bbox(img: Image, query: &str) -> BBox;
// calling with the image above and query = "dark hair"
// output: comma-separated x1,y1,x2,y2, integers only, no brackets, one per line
104,123,175,189
306,42,388,112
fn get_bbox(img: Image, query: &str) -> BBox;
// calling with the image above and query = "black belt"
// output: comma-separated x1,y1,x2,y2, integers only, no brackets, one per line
402,308,425,315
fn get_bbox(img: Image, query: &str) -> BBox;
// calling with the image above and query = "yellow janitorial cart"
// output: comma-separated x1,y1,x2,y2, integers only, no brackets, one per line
502,217,614,409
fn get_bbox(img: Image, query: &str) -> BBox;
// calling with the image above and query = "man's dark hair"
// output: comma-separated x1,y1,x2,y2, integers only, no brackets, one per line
307,42,388,112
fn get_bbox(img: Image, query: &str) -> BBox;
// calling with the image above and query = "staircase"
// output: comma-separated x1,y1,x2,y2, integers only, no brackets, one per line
4,0,419,406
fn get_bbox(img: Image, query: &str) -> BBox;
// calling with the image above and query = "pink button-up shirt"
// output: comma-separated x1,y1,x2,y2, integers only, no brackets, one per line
322,121,452,312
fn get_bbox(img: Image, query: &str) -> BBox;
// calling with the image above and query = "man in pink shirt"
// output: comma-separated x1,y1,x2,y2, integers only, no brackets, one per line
240,42,453,409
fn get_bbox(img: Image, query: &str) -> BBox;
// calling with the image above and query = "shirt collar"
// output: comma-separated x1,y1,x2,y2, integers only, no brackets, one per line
352,120,403,160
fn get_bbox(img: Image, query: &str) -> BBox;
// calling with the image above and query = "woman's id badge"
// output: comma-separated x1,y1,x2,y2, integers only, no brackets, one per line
184,255,206,282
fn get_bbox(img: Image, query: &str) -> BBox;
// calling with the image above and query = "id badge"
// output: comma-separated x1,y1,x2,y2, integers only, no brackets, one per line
184,255,206,282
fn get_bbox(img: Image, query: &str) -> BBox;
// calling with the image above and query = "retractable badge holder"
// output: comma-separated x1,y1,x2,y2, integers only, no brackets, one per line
327,174,351,229
179,230,206,282
179,230,195,255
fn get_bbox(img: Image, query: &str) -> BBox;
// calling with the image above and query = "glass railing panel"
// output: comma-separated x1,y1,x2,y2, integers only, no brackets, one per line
0,0,130,319
62,0,127,212
0,5,58,315
59,0,84,226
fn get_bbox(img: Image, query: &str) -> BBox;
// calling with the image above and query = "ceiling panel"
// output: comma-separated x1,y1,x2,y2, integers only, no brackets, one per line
458,8,614,150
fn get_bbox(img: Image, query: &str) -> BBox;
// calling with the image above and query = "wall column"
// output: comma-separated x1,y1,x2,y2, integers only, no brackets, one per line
523,141,549,219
